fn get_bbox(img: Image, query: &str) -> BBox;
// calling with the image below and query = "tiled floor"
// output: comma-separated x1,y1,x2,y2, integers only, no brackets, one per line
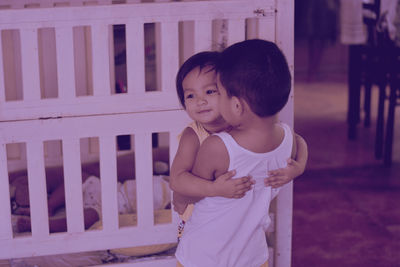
291,76,400,265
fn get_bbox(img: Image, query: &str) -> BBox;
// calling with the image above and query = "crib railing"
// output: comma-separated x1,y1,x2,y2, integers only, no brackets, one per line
0,0,294,266
0,0,276,122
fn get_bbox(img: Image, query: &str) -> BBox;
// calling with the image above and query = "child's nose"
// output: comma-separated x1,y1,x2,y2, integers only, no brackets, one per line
197,97,207,105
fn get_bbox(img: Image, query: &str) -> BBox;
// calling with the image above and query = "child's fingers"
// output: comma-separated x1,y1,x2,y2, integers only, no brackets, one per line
219,170,236,181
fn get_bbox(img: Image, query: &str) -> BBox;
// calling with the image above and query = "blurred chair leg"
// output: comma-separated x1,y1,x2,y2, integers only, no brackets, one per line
348,45,363,140
383,81,398,166
374,82,386,159
364,83,372,127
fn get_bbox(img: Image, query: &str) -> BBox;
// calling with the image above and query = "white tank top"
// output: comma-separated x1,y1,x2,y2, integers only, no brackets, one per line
175,123,293,267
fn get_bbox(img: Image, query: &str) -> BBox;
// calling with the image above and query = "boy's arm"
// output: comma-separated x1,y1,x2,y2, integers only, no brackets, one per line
170,128,253,199
264,133,308,188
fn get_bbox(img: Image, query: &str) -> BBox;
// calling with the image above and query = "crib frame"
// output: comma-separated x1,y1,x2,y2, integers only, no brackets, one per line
0,0,294,266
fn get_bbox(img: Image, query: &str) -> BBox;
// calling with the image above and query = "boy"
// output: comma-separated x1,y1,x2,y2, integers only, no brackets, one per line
170,51,307,217
175,39,296,267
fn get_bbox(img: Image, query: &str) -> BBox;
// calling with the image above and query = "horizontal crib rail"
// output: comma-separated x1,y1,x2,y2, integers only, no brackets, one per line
0,110,189,259
0,0,276,122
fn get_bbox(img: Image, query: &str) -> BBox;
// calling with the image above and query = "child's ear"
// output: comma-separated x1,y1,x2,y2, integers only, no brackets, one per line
231,96,244,115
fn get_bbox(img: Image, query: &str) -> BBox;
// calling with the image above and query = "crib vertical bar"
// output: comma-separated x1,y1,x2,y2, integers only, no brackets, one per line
55,27,76,99
168,128,182,226
62,138,85,233
20,28,41,101
226,18,245,46
126,21,145,95
193,20,212,53
99,135,119,231
160,22,179,93
134,133,154,227
0,35,5,103
246,18,258,39
257,16,275,43
274,0,294,266
0,144,12,240
26,141,50,237
91,24,111,97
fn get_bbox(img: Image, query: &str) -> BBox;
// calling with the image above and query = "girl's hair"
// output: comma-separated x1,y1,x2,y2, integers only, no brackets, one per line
217,39,291,117
176,51,220,108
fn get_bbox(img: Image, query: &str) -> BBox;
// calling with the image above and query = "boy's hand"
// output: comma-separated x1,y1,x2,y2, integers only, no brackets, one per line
264,158,304,188
213,170,254,198
173,192,189,215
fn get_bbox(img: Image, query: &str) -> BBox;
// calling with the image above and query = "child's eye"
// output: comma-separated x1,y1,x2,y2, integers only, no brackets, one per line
206,89,218,95
185,93,194,99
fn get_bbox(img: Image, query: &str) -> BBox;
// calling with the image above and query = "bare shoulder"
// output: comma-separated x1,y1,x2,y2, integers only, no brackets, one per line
199,135,226,154
193,135,229,179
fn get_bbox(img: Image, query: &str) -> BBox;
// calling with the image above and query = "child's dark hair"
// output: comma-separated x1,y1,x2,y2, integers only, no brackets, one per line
217,39,291,117
176,51,220,108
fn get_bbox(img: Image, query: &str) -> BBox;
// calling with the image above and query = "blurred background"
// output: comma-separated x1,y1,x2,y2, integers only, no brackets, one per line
291,0,400,266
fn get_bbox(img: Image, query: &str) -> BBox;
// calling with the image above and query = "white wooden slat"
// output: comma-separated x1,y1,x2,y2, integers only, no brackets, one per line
226,18,245,46
26,141,49,237
0,110,190,144
275,1,294,266
126,21,145,95
91,257,177,267
134,133,154,227
193,20,212,53
0,144,12,240
62,137,85,233
160,22,179,93
257,16,275,43
275,182,293,267
55,26,76,99
246,18,258,39
91,23,111,96
99,135,119,231
0,35,5,104
168,128,182,226
20,28,41,101
0,223,177,259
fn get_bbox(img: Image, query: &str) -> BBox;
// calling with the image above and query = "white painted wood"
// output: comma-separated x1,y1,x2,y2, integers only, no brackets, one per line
91,23,111,96
38,28,58,99
193,20,212,52
56,26,76,99
0,110,190,143
0,223,177,259
26,141,49,237
0,144,12,240
226,18,245,46
0,1,293,266
246,18,258,39
99,135,119,232
275,1,294,267
62,137,85,233
0,35,5,104
126,21,145,95
134,133,154,227
90,257,177,267
160,22,178,93
20,28,41,101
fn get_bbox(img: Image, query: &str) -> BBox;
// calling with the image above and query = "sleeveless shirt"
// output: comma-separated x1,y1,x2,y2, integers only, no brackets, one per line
175,123,293,267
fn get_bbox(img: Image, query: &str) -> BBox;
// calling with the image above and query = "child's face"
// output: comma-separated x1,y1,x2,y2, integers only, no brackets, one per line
182,66,223,126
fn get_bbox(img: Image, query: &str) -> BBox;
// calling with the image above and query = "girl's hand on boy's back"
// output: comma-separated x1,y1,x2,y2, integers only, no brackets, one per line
264,158,304,188
213,170,255,198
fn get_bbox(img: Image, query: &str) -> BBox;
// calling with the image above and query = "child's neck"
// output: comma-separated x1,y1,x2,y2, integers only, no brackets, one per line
202,117,230,134
229,114,282,153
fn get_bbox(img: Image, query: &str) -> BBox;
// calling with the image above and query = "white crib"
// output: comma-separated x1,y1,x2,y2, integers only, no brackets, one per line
0,0,294,266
